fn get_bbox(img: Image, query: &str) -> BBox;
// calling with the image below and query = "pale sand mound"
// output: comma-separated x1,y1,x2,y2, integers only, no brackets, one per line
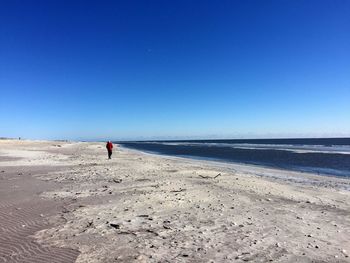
1,140,350,262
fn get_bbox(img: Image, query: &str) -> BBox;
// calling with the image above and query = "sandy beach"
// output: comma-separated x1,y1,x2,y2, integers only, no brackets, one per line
0,140,350,263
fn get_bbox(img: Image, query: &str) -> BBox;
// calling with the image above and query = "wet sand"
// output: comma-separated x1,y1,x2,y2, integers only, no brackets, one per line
0,140,349,262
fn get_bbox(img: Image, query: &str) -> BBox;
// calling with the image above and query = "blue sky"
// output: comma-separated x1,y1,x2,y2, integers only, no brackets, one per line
0,0,349,140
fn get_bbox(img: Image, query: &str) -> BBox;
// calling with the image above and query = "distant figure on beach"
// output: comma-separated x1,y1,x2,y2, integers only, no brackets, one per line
106,141,113,159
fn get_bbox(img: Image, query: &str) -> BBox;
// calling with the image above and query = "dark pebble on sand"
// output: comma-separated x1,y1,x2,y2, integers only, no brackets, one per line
113,179,122,183
110,223,120,229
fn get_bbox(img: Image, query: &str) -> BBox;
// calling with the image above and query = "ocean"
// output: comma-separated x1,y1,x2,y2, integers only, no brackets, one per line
118,138,350,177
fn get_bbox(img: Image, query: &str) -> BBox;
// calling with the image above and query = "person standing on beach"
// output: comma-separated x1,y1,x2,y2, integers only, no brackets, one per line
106,141,113,159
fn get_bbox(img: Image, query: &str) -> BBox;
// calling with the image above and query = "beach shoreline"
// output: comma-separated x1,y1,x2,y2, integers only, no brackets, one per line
119,146,350,191
1,140,350,262
118,139,350,178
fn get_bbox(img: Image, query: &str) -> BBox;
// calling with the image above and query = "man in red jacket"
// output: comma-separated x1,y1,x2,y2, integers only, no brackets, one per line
106,141,113,159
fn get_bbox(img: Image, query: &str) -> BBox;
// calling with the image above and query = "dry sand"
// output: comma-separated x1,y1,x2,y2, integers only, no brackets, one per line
0,140,350,262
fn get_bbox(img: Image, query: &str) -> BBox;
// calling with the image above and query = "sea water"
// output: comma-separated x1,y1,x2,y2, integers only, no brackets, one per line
119,138,350,177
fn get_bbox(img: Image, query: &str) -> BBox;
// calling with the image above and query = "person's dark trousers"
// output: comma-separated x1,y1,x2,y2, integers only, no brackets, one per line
108,150,112,159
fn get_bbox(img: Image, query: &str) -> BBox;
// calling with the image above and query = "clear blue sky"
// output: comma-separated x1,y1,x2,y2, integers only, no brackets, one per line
1,0,349,140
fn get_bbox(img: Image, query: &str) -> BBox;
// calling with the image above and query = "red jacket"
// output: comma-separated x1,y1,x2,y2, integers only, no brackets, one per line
106,142,113,151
